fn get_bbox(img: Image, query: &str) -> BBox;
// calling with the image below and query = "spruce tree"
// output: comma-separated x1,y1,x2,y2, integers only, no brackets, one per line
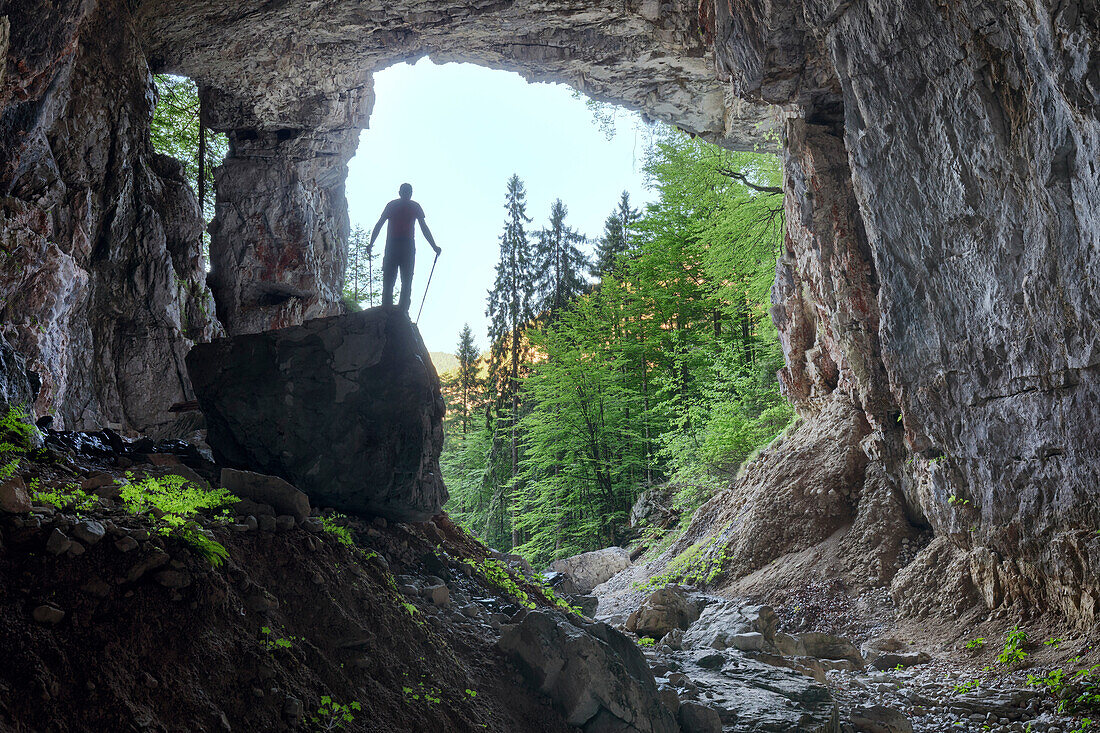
343,224,372,306
592,191,640,278
456,324,480,434
535,199,588,317
486,174,536,544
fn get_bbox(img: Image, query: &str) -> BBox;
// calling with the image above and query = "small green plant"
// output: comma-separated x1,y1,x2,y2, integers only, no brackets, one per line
997,626,1029,666
1028,664,1100,715
953,678,982,695
637,637,655,647
464,689,477,698
120,472,237,565
463,558,535,609
1045,637,1063,648
403,680,442,706
947,494,971,506
965,637,987,650
532,574,582,615
308,696,360,731
319,514,354,547
0,403,40,483
31,482,99,513
260,625,297,651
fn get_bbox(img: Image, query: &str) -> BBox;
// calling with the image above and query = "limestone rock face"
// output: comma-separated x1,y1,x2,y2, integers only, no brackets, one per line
498,610,679,733
187,307,446,521
0,0,219,434
2,0,1099,625
733,0,1100,622
549,547,632,596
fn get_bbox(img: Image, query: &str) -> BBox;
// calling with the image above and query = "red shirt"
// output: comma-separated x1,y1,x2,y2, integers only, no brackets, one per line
383,198,425,240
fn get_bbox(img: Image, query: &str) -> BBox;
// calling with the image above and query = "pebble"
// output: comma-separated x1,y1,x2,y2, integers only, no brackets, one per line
32,604,65,624
73,519,106,545
274,515,295,532
115,536,139,552
45,528,72,555
258,515,276,532
301,517,323,533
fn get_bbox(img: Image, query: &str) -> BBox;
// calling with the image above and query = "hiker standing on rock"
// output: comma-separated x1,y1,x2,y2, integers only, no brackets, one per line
368,182,441,313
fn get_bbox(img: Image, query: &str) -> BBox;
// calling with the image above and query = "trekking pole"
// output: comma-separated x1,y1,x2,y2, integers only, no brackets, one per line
415,251,440,325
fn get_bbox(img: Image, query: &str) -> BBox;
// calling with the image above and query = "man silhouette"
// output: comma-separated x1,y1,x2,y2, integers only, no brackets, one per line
369,183,441,312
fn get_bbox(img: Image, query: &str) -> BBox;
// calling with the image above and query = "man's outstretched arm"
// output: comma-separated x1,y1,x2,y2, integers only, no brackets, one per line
418,217,441,255
368,211,387,251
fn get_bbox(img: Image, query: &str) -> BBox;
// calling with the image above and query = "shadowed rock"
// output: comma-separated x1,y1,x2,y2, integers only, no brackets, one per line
186,307,446,521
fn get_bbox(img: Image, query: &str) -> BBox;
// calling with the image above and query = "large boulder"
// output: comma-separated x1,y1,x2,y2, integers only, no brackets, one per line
681,601,779,652
186,308,447,521
498,610,678,733
549,547,631,595
625,586,704,640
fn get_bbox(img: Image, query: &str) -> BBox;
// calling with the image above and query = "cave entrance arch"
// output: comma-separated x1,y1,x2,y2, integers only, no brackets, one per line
134,4,779,336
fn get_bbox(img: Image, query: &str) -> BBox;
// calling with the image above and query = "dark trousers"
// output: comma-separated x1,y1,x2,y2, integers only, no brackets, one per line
382,237,415,312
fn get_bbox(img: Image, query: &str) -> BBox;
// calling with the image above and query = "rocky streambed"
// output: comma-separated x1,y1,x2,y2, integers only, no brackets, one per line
537,549,1099,733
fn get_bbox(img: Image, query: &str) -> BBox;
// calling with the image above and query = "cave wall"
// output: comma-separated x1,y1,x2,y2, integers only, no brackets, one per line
1,0,1097,623
747,1,1100,623
0,0,219,434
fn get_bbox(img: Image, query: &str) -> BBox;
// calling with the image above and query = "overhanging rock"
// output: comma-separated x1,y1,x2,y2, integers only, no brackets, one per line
186,307,447,521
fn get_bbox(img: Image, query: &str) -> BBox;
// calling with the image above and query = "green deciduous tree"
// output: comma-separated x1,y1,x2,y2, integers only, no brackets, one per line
445,128,793,565
150,75,228,235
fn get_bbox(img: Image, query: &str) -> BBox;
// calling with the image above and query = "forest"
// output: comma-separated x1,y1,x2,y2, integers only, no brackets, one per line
433,129,793,568
149,75,794,570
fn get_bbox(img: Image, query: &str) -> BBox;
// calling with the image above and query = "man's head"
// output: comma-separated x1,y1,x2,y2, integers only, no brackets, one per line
399,183,413,199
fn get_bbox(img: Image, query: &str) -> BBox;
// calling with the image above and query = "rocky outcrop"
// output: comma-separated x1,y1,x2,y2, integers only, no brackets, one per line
625,586,704,640
2,0,1098,625
0,0,219,435
549,547,632,596
740,0,1100,624
497,610,679,733
187,307,447,521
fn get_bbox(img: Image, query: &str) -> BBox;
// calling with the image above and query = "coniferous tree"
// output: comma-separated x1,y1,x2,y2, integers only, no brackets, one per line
535,199,588,317
592,191,640,278
456,324,481,434
343,225,371,307
486,174,536,545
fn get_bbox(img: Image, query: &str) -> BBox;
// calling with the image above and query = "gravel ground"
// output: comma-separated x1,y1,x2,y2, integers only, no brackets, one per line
828,660,1092,733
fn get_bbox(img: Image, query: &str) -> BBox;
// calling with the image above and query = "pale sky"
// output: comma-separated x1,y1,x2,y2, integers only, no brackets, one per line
345,58,655,354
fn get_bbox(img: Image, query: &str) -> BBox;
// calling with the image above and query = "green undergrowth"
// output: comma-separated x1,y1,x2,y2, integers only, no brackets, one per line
309,695,361,731
0,404,40,482
462,558,535,609
31,480,98,513
1028,665,1100,716
633,529,731,592
318,514,354,547
462,557,580,615
121,472,238,565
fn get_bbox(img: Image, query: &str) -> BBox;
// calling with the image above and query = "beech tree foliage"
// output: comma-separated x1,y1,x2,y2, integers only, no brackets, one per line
149,75,228,227
443,129,792,566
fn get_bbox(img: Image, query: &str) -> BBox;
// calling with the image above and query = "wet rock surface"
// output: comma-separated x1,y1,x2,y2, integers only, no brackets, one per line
187,307,446,521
